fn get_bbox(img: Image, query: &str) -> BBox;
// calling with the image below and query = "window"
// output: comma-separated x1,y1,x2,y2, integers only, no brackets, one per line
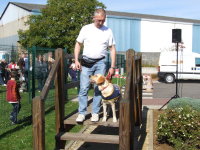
195,58,200,66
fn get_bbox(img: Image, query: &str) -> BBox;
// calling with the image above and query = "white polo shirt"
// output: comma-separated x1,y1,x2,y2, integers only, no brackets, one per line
76,23,116,59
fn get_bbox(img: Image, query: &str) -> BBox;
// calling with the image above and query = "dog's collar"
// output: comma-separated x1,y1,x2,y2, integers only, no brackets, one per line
101,85,121,100
101,84,109,91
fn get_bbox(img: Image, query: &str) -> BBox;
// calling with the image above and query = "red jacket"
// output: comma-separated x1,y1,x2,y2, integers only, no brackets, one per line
8,63,17,69
6,80,21,103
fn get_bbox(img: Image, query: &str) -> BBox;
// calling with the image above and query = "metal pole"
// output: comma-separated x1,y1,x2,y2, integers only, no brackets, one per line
175,42,179,98
159,42,180,110
32,46,36,98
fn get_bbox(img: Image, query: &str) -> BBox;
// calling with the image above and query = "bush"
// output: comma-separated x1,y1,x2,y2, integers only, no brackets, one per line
167,97,200,112
157,106,200,150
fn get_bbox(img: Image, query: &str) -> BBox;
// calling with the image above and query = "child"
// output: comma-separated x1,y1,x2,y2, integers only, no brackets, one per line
6,72,21,124
68,59,77,82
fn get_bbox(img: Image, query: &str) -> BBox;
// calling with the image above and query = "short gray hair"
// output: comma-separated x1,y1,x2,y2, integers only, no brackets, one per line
94,8,106,17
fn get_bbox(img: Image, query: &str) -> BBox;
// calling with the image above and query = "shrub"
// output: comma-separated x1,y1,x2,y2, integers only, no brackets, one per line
167,97,200,112
157,106,200,150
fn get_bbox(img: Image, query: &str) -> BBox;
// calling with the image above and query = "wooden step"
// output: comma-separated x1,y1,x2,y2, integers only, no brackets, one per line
64,114,119,127
60,132,119,144
64,101,119,127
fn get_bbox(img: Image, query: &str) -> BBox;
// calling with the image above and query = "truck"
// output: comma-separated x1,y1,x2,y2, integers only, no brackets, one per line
157,51,200,83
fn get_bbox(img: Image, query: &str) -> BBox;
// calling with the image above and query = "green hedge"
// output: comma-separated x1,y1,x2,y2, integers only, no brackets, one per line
157,106,200,149
167,97,200,112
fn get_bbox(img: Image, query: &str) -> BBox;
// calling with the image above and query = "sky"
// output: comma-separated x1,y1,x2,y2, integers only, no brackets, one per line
1,0,200,20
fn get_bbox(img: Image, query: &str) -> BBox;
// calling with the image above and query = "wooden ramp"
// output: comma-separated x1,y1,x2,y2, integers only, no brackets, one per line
32,49,143,150
60,133,119,144
54,101,120,149
63,104,119,127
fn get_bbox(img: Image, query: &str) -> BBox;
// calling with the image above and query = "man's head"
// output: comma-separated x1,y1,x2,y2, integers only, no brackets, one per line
93,8,106,28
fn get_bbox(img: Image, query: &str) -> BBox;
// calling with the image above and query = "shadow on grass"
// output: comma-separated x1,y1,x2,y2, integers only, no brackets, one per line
0,104,56,140
0,115,32,140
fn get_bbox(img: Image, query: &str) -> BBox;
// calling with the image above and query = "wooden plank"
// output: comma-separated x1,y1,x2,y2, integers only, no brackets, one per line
63,103,119,127
124,49,133,100
138,53,143,124
119,100,130,150
64,115,119,127
55,49,66,150
40,57,61,100
66,81,80,89
32,96,45,150
55,48,66,133
131,51,136,150
60,133,119,144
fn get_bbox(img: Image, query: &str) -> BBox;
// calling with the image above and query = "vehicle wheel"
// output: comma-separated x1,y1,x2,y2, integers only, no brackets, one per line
164,74,175,83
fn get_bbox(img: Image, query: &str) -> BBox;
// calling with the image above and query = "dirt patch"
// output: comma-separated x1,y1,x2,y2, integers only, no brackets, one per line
153,110,174,150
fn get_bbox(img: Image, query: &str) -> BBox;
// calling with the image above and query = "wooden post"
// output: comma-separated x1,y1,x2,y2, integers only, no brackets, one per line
139,53,143,120
135,53,142,126
119,100,130,150
119,49,135,150
32,96,45,150
55,48,66,149
119,49,143,149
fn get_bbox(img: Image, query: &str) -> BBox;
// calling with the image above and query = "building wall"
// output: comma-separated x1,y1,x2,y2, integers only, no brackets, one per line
0,16,29,37
0,4,30,45
140,19,193,53
106,15,194,53
106,16,141,52
0,3,199,56
0,4,31,25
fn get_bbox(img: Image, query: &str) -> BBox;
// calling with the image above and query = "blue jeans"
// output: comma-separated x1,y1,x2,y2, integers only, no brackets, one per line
68,69,77,81
0,73,5,85
78,58,106,115
10,103,21,123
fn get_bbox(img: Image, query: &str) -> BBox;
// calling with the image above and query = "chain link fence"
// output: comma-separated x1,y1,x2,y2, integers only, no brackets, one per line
0,45,126,138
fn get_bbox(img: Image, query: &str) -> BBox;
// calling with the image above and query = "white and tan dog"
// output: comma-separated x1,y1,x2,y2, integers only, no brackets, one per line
90,74,121,122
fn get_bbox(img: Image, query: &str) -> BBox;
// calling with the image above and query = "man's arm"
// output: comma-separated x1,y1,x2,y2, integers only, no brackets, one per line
108,45,116,76
74,42,82,70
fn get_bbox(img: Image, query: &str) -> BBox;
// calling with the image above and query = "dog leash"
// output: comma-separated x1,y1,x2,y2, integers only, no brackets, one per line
106,72,112,82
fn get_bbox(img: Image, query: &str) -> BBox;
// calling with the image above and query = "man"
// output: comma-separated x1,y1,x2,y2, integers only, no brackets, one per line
74,8,116,122
17,53,29,91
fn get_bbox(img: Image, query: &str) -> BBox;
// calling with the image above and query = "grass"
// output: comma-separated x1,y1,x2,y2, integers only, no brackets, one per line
0,85,81,150
0,77,126,149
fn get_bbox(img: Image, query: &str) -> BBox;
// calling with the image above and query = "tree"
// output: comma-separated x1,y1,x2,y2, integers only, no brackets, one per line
18,0,105,53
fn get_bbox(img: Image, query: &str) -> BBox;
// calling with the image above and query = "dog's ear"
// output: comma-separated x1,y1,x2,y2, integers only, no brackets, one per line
97,76,105,84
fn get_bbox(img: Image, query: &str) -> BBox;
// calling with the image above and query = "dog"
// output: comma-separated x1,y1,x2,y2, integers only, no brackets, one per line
90,74,121,122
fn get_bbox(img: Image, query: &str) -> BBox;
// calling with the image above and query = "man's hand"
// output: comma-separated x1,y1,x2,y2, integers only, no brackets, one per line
75,60,81,71
108,67,115,76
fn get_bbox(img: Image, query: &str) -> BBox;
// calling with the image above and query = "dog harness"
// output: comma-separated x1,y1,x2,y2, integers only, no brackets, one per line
101,84,121,101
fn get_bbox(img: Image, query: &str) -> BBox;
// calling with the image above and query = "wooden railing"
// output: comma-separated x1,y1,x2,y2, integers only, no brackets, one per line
32,48,66,150
119,49,142,150
32,49,142,150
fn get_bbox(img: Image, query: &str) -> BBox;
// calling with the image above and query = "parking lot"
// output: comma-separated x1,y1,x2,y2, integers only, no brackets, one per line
153,80,200,99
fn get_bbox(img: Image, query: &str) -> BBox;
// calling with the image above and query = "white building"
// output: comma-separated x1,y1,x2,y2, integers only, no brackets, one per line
0,2,45,59
1,2,200,64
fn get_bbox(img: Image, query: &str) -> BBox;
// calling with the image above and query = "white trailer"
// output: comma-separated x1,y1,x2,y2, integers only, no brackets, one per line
158,51,200,83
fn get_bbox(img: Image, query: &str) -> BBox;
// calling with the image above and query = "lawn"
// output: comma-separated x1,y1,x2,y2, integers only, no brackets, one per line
0,77,126,149
0,85,81,150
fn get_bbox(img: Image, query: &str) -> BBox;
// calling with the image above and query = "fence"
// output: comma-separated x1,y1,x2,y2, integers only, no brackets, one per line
119,49,143,149
0,45,127,149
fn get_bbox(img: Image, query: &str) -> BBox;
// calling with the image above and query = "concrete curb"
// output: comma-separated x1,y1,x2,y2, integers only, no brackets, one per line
148,109,153,150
